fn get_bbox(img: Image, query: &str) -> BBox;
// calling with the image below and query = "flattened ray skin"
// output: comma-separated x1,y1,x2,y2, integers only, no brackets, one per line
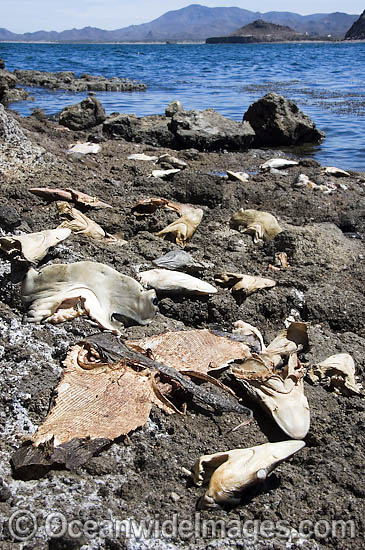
22,261,158,334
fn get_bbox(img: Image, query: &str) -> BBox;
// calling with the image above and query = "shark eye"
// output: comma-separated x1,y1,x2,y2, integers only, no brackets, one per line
152,297,158,306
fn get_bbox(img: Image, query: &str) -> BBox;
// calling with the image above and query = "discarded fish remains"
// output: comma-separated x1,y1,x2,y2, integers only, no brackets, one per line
156,207,204,246
231,323,310,439
139,269,217,295
187,440,305,508
21,261,158,334
0,227,71,264
306,353,362,396
230,209,282,243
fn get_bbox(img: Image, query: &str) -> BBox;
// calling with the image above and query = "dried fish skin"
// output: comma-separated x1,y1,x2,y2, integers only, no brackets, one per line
131,197,189,217
0,227,71,264
128,153,158,161
234,353,310,439
33,344,172,447
156,208,203,247
322,166,350,178
229,209,281,243
307,353,362,396
226,170,249,183
215,272,276,297
67,142,101,155
232,321,266,353
22,261,158,334
139,269,217,295
57,202,106,240
29,187,112,209
151,169,180,179
260,158,299,171
129,329,250,373
157,153,188,169
189,440,305,508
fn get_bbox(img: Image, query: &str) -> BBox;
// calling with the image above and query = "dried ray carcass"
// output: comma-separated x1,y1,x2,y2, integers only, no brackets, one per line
57,202,106,240
215,272,276,304
57,202,126,244
306,353,362,396
21,261,158,334
156,207,204,247
231,323,310,439
138,269,217,295
67,142,101,155
29,187,112,209
151,169,181,180
11,332,252,474
156,153,188,169
259,158,299,172
131,197,186,217
185,440,305,509
232,320,266,354
32,343,174,447
230,209,281,243
0,227,71,264
128,329,251,374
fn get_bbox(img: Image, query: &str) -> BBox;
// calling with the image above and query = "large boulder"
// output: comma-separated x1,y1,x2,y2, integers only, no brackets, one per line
58,95,106,130
0,70,17,98
103,114,175,147
243,92,325,147
0,104,50,178
168,108,255,151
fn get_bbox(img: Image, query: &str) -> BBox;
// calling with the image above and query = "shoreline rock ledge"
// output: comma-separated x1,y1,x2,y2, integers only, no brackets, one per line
14,69,147,92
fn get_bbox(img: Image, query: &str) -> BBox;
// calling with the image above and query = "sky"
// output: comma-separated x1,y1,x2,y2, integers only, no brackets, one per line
2,1,363,34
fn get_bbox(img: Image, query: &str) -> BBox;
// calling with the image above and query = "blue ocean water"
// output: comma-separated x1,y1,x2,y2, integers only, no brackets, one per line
1,42,364,170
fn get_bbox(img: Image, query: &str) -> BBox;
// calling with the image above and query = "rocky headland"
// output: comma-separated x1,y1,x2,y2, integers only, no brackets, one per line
0,81,364,550
345,9,365,39
206,20,308,44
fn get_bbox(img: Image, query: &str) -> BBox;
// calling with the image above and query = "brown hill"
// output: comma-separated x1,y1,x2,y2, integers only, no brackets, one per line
345,9,365,39
231,19,304,40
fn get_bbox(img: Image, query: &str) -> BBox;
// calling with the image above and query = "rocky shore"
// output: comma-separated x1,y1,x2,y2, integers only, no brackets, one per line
0,61,146,106
0,91,364,550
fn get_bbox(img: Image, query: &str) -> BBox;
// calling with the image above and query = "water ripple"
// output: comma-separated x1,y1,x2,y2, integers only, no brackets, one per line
1,42,364,170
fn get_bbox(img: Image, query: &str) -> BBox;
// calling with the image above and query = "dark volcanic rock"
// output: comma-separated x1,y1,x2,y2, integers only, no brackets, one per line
1,105,363,550
243,92,325,146
58,95,106,130
0,69,17,104
168,108,255,151
0,205,21,229
103,113,175,147
0,58,5,69
13,69,147,92
345,9,365,40
0,69,16,92
207,19,305,43
0,68,29,106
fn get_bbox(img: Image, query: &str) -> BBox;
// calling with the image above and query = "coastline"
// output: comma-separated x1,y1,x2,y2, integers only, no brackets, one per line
1,39,365,45
0,102,364,548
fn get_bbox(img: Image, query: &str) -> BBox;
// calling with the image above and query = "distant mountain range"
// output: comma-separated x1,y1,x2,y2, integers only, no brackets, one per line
0,4,359,42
